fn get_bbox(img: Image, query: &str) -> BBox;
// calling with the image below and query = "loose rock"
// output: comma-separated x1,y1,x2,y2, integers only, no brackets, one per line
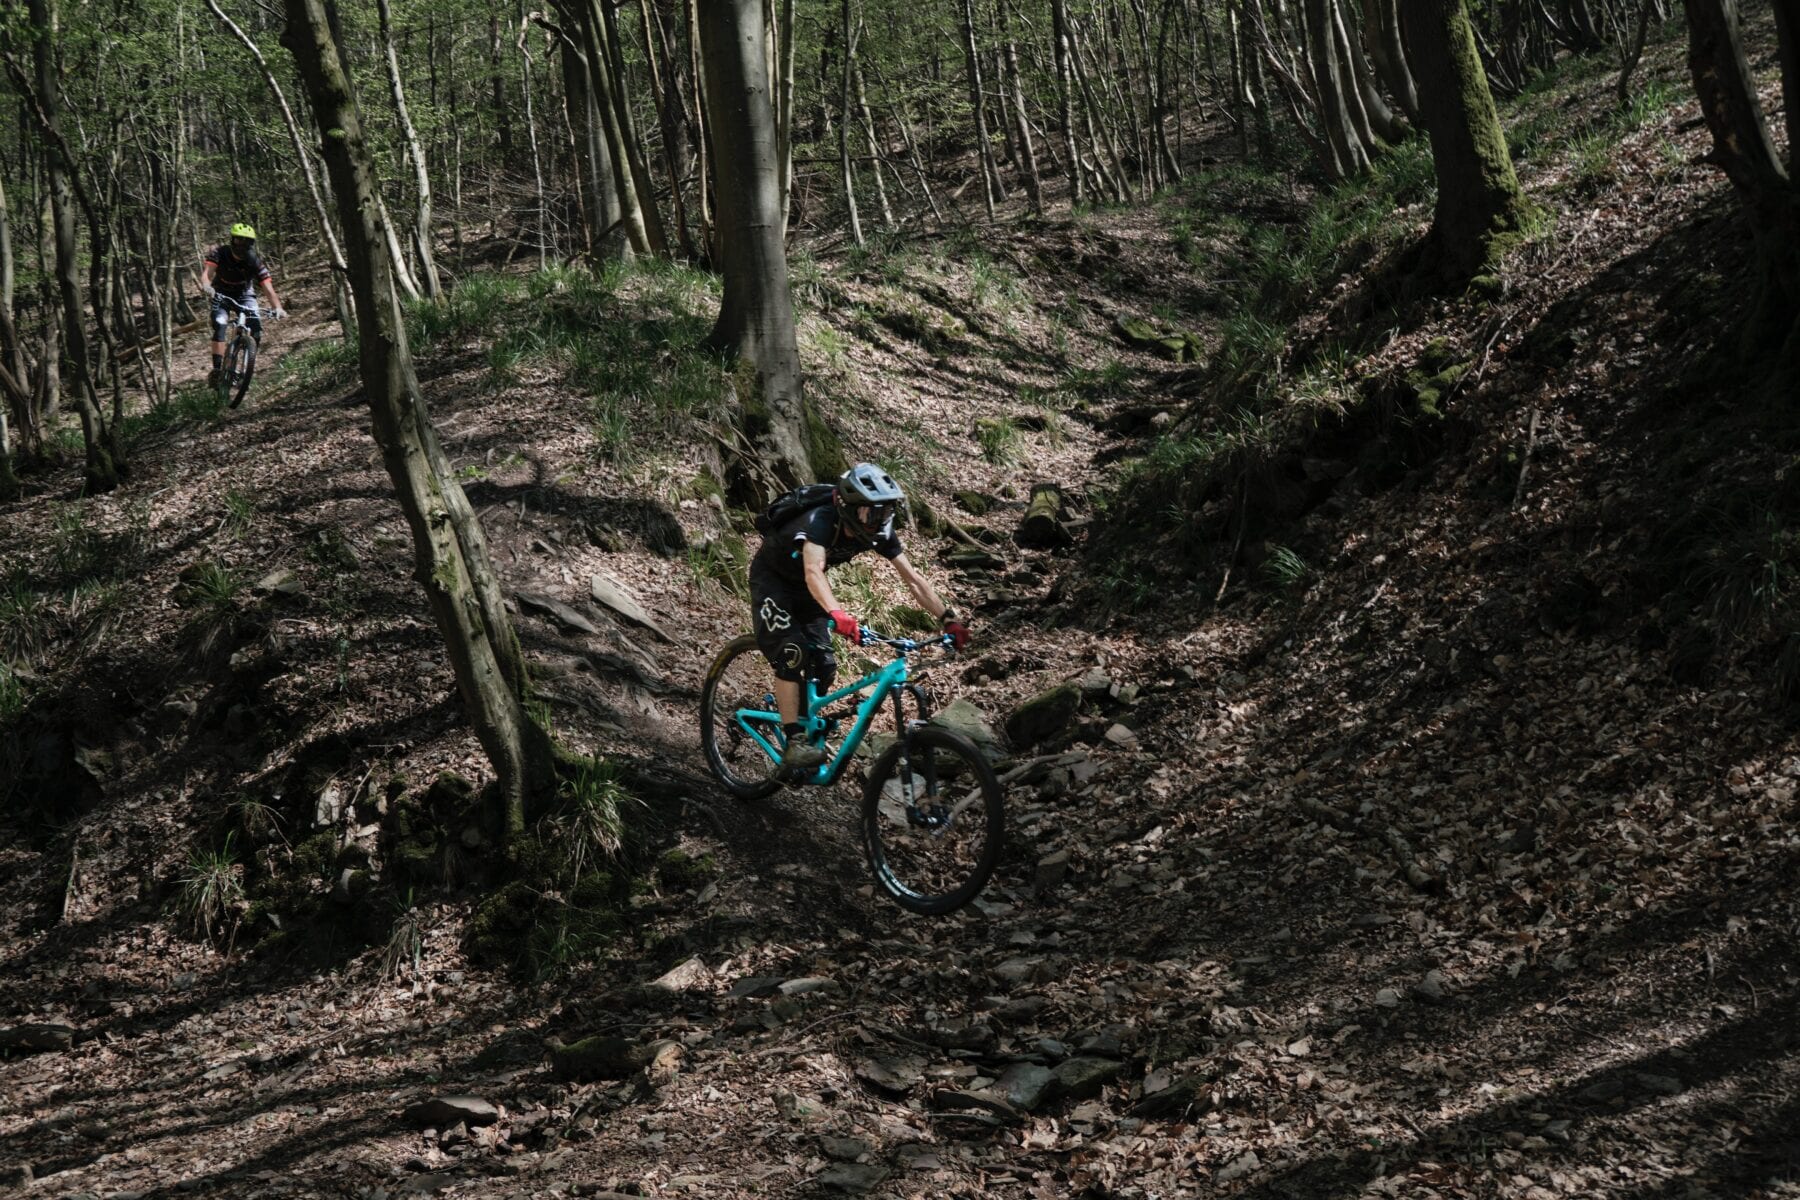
402,1096,499,1128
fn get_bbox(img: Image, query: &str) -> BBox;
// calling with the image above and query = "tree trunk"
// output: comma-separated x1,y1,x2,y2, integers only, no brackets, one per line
854,48,895,228
1053,0,1086,204
640,0,700,259
549,15,628,260
1335,0,1403,143
1365,0,1420,122
999,0,1045,211
18,0,117,493
1304,0,1369,175
776,0,797,236
519,17,553,263
282,0,560,841
1681,0,1800,360
697,0,834,498
961,0,1005,216
376,0,442,297
840,0,865,244
1401,0,1533,280
597,0,669,254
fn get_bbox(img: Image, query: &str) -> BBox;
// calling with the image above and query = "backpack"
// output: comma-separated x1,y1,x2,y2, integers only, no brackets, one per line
754,483,837,535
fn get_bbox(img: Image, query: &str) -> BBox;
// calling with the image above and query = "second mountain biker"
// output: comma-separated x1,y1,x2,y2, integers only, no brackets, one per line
201,222,285,389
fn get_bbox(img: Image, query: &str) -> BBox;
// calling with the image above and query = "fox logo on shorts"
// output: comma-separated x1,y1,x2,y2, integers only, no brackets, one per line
759,597,791,632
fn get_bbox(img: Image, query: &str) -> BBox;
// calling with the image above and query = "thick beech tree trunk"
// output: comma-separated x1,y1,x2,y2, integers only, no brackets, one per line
282,0,559,841
1681,0,1800,362
1364,0,1420,122
1401,0,1533,279
697,0,832,497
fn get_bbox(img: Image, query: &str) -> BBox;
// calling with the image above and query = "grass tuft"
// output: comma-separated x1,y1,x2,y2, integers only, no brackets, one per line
178,835,245,943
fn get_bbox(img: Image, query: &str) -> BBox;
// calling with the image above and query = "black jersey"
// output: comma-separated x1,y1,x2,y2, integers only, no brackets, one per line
750,503,902,583
204,243,271,298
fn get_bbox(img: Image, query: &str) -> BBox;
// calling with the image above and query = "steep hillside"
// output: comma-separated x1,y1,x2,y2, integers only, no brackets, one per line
2,27,1798,1200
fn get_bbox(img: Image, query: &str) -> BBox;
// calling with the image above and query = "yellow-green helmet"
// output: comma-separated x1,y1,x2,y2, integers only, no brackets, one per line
230,221,257,240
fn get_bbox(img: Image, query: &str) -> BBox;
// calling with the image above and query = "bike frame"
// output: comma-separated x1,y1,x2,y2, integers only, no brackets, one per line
732,648,915,787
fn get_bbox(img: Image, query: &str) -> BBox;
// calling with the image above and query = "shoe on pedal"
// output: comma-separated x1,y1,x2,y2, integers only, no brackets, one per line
777,740,827,779
207,367,221,388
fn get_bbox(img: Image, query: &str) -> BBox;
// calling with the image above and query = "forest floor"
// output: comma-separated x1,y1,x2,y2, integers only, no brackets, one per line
3,25,1800,1200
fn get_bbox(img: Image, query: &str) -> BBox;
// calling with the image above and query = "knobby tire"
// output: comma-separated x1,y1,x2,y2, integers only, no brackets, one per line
228,335,257,409
699,633,784,801
861,725,1003,914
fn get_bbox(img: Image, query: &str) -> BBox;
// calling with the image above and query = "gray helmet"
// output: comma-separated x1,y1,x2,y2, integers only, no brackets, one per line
836,462,903,540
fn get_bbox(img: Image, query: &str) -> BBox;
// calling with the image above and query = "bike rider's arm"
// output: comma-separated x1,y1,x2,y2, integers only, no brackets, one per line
199,259,215,296
260,276,283,314
888,553,950,621
801,542,842,614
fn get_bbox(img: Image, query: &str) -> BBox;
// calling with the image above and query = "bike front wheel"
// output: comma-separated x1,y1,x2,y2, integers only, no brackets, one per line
861,725,1003,914
699,634,785,801
227,335,257,409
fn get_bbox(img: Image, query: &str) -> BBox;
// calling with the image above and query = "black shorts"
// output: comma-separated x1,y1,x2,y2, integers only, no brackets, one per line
749,565,833,685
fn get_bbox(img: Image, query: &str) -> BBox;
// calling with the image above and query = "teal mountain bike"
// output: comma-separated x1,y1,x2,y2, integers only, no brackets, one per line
699,627,1005,914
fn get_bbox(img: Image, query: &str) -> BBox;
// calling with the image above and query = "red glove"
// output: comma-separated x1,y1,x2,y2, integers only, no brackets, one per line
829,609,860,639
942,612,971,650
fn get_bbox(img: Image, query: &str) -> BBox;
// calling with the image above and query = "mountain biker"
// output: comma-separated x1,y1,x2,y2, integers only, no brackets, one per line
200,223,285,388
750,462,971,777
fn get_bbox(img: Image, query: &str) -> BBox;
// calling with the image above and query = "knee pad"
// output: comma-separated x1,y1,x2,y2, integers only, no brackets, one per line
249,321,264,343
770,639,807,683
808,646,837,694
210,313,228,339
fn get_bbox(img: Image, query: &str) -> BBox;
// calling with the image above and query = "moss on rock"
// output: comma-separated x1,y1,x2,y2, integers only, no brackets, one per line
656,849,718,892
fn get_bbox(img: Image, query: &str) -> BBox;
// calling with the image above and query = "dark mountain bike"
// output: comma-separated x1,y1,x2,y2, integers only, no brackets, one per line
699,626,1005,915
213,294,268,410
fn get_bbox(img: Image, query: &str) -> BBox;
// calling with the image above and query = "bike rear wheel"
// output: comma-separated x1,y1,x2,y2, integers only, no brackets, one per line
227,335,257,409
861,725,1003,914
699,634,785,801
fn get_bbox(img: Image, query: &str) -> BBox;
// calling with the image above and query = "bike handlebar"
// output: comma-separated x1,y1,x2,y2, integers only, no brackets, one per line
211,293,283,318
855,627,955,654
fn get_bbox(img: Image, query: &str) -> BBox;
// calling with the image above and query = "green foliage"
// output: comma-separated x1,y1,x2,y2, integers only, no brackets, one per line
380,892,426,981
549,759,636,883
131,384,230,438
1096,560,1158,609
1262,544,1311,591
178,834,245,942
1568,130,1615,187
228,793,286,845
479,264,727,467
186,560,241,615
221,490,256,539
831,560,927,635
1684,504,1800,637
0,570,50,664
976,416,1022,465
686,535,749,601
280,335,360,391
1620,80,1678,129
1063,358,1133,400
406,273,524,350
0,663,25,724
